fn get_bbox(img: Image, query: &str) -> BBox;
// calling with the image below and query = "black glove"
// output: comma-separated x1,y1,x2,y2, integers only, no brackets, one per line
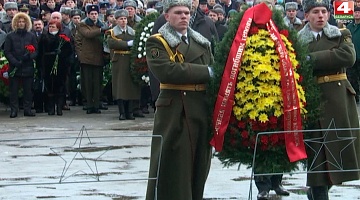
55,49,61,55
100,27,110,34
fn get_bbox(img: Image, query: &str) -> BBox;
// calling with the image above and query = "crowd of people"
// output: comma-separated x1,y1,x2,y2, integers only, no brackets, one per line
0,0,359,199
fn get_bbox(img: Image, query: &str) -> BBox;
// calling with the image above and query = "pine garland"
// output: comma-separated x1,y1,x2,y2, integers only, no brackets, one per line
209,9,320,173
130,12,160,86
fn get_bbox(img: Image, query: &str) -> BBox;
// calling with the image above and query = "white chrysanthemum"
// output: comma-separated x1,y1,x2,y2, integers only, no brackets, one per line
150,28,153,32
139,42,143,46
138,54,142,58
145,76,150,82
143,52,146,56
148,22,154,27
140,36,144,41
144,27,149,31
0,57,6,61
146,33,150,37
141,32,146,36
76,75,80,80
141,75,146,80
138,47,142,52
144,38,147,42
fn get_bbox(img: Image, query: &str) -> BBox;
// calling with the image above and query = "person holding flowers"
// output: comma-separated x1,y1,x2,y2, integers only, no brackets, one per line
298,0,360,199
38,20,72,116
4,12,37,118
107,9,140,120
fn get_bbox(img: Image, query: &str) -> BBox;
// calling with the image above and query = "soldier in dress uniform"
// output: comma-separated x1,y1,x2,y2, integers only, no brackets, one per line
298,0,360,199
145,0,214,198
106,9,140,120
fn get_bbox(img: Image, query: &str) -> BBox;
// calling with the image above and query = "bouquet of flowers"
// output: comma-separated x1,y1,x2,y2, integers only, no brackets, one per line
0,51,10,104
130,12,159,86
10,44,36,77
209,4,320,173
51,34,70,75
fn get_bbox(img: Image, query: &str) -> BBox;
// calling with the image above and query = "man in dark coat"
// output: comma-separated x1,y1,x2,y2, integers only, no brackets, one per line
4,12,38,118
32,19,47,113
145,0,214,198
208,9,227,40
298,0,360,199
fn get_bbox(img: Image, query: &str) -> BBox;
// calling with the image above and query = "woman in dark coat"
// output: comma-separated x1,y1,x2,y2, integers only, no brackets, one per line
38,20,72,116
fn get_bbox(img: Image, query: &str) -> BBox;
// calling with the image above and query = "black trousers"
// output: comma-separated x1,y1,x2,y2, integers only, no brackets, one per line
81,64,102,109
254,175,283,192
9,76,33,112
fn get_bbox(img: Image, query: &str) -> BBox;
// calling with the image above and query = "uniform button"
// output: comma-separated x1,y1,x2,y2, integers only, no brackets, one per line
338,82,341,86
183,92,186,95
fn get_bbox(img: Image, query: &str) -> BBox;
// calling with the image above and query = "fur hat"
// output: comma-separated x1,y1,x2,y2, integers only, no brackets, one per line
114,9,129,18
285,2,297,10
86,4,100,14
106,8,115,18
163,0,191,13
123,0,137,8
60,6,71,15
11,12,32,32
70,9,82,17
303,0,330,12
4,2,18,11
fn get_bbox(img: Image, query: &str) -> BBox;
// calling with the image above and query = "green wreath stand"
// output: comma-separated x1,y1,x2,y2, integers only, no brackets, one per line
209,4,320,173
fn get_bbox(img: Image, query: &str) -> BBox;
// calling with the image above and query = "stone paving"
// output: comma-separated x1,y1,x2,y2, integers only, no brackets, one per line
0,104,359,200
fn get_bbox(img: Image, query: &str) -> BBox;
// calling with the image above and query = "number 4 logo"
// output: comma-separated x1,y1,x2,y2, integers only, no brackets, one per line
334,1,354,19
337,1,352,13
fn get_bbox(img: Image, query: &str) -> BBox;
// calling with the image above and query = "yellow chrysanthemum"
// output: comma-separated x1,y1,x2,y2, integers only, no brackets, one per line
233,29,307,122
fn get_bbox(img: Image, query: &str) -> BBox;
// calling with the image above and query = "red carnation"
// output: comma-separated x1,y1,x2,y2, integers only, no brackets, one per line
269,116,278,125
270,134,279,145
0,63,9,85
260,135,269,145
280,29,289,37
237,120,246,129
25,45,35,53
59,34,70,42
241,130,249,138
